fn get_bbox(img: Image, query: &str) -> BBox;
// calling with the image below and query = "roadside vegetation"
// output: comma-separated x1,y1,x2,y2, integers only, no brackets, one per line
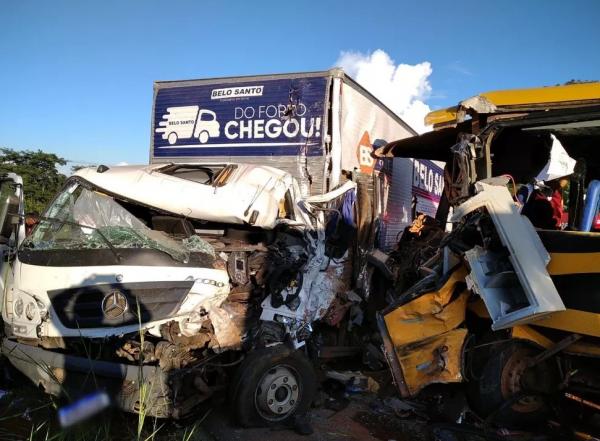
0,323,209,441
0,148,66,213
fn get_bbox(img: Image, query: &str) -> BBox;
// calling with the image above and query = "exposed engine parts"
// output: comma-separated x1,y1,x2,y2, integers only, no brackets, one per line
115,340,156,364
103,225,318,379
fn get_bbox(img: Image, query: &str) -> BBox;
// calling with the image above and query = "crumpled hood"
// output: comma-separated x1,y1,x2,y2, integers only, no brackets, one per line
75,163,305,229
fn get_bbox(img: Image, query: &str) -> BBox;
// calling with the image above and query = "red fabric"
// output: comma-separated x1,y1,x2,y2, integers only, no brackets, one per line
549,190,565,229
522,189,564,230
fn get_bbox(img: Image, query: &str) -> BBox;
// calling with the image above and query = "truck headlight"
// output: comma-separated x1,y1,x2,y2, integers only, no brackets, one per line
25,302,36,321
14,299,24,318
12,290,47,321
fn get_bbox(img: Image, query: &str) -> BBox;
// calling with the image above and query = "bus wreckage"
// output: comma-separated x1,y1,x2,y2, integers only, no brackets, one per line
373,81,600,429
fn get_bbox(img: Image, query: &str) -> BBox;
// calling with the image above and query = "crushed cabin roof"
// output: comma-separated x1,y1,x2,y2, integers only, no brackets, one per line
373,123,471,161
375,82,600,160
74,163,301,229
425,82,600,128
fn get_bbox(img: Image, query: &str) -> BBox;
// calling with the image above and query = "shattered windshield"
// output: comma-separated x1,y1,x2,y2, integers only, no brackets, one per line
21,181,191,263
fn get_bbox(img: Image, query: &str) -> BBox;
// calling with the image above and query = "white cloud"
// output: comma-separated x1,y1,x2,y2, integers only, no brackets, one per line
335,49,433,133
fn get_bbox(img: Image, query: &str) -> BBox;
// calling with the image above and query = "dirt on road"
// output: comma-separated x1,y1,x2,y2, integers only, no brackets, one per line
201,394,431,441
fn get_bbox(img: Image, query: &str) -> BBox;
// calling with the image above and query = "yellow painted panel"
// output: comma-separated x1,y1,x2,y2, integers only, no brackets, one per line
385,291,469,346
533,309,600,338
384,266,468,347
511,325,554,349
424,82,600,126
547,252,600,275
424,106,459,126
475,300,600,339
512,325,600,357
395,329,467,396
481,82,600,107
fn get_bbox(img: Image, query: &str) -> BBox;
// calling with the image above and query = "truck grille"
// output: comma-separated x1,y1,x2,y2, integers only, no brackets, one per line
47,281,193,329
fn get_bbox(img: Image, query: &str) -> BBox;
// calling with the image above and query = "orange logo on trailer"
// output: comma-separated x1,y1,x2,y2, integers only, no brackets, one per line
356,131,375,174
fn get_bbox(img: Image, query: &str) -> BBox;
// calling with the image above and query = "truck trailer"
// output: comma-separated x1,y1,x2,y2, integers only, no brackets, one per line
150,69,442,250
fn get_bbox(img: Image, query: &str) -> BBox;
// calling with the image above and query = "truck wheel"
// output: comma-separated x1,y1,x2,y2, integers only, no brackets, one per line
168,132,178,145
229,346,316,427
468,342,557,428
198,131,209,144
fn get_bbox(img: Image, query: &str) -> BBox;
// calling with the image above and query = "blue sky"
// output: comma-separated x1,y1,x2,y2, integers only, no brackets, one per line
1,0,599,167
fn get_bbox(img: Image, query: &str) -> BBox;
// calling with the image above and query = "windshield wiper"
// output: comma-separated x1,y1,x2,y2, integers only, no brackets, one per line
33,216,122,263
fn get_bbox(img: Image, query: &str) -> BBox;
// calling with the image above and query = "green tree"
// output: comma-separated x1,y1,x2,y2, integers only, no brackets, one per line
0,148,67,213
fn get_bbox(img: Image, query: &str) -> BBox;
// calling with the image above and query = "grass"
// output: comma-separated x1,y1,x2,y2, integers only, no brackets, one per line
0,352,209,441
0,299,212,440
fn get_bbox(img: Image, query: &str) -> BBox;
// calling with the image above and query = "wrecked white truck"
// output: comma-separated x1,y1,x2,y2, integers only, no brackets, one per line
0,162,363,425
0,69,444,428
373,81,600,430
0,69,454,425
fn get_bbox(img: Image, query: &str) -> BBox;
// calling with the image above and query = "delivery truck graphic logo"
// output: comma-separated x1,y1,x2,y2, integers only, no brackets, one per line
155,106,220,145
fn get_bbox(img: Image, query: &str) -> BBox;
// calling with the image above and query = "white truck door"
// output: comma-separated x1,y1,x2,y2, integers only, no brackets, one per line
0,174,24,296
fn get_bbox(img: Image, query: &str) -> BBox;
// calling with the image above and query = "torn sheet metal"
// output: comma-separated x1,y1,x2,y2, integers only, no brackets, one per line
302,180,356,205
205,304,242,352
452,182,565,330
260,182,357,339
392,329,467,397
383,266,469,347
260,242,350,325
75,163,309,230
379,266,469,397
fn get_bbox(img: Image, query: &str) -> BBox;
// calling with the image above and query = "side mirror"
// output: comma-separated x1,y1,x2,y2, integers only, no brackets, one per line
0,191,20,243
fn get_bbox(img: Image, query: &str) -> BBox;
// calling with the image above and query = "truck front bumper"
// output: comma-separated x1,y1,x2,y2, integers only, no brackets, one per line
1,339,175,418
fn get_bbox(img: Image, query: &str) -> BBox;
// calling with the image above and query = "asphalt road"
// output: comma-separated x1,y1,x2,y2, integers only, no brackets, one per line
0,361,432,441
199,395,431,441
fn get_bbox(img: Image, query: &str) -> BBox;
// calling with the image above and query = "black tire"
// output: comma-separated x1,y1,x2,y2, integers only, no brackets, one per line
468,342,557,428
229,345,317,428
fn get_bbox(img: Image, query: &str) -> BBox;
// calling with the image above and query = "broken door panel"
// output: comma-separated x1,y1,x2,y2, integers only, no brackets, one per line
393,329,467,397
452,182,565,330
383,266,468,346
379,266,469,397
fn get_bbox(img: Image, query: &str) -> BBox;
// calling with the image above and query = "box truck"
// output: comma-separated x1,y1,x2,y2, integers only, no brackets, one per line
150,68,441,250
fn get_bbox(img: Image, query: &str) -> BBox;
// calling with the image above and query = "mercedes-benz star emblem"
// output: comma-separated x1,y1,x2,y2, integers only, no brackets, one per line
101,291,128,319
